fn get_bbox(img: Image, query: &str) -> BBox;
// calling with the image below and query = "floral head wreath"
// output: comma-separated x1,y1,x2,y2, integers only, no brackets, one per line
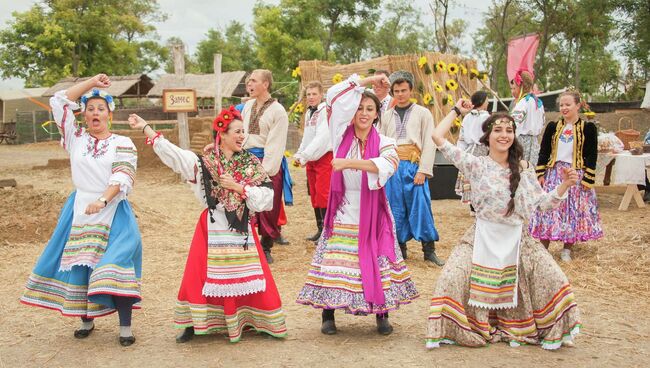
213,105,242,134
487,117,515,131
80,88,116,112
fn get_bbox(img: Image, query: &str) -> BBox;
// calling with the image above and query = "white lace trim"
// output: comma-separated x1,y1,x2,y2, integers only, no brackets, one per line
541,325,581,350
201,278,266,298
59,261,96,272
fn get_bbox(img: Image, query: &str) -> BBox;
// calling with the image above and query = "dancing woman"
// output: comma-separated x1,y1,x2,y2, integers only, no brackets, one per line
426,100,581,350
21,74,142,346
297,74,419,335
129,107,287,343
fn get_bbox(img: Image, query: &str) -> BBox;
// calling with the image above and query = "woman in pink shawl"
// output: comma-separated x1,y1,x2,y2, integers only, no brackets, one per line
297,74,419,335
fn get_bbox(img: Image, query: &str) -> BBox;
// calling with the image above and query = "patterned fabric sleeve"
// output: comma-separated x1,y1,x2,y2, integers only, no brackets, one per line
368,137,399,190
437,139,480,179
152,136,206,206
50,90,82,152
517,169,567,217
109,138,138,194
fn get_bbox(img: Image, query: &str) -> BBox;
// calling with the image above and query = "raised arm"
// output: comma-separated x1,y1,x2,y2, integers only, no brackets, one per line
67,74,111,102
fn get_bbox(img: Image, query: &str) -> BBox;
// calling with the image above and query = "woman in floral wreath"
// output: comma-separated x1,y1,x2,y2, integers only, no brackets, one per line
21,74,142,347
128,107,287,343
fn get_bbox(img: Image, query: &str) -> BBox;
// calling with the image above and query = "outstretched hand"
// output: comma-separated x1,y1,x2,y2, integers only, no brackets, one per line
128,114,147,131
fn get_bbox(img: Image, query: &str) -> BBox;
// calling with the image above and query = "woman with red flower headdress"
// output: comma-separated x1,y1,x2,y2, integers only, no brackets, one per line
128,107,287,343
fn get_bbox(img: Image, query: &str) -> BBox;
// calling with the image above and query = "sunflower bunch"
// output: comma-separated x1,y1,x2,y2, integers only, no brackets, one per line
433,81,444,93
459,65,468,75
291,66,301,79
423,93,434,106
469,68,480,79
454,117,462,127
418,56,432,74
442,94,454,106
445,79,459,91
288,102,305,126
332,73,343,84
434,61,447,73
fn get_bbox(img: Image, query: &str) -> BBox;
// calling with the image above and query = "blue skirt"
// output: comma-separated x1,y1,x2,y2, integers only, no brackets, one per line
385,160,440,244
21,191,143,318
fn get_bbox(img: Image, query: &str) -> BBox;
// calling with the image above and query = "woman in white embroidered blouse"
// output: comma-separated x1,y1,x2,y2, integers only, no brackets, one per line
21,74,143,347
128,107,287,344
425,100,582,350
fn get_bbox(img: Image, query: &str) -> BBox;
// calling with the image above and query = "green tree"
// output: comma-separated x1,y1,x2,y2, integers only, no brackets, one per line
194,22,260,73
162,37,199,74
0,0,168,87
367,0,433,58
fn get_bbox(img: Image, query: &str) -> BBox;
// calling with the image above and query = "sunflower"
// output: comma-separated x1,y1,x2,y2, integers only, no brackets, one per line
481,73,489,82
460,65,468,75
442,94,454,106
291,66,301,78
332,73,343,84
454,117,462,127
470,68,480,79
584,111,596,119
295,102,305,113
409,98,418,104
418,56,428,69
445,79,459,91
433,81,444,93
447,63,459,75
423,93,433,105
435,61,447,72
284,150,293,158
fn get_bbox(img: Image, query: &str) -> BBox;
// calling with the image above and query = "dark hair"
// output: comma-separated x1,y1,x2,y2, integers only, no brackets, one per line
361,90,382,125
470,91,488,108
479,113,523,217
390,78,413,93
212,118,243,139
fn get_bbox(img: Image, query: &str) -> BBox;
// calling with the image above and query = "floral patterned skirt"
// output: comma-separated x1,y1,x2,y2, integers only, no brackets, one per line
454,144,489,203
296,223,419,315
425,224,581,350
529,162,604,243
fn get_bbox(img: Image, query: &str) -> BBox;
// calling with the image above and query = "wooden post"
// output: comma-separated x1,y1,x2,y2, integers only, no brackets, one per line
173,44,190,149
214,53,222,116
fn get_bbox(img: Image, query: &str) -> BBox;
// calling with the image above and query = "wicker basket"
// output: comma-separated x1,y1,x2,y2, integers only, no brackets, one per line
615,117,640,150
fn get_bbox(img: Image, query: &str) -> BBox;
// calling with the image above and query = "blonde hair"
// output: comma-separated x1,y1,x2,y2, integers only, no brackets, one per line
558,89,590,111
304,80,323,94
252,69,273,92
519,71,534,93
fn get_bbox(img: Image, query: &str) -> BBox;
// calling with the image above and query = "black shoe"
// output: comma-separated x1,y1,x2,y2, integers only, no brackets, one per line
74,325,94,339
321,320,337,335
644,191,650,203
274,235,290,245
119,335,136,347
306,228,322,242
264,249,274,264
176,327,195,343
422,241,445,266
376,315,393,335
399,243,407,259
306,208,324,241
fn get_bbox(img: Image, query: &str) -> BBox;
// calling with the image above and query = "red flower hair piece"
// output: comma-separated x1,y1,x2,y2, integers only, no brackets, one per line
213,105,242,133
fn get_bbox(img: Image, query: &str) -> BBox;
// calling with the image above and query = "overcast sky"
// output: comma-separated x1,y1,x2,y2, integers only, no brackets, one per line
0,0,489,89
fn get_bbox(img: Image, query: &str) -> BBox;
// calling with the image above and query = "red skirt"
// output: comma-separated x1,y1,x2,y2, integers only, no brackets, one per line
174,209,287,342
306,151,332,208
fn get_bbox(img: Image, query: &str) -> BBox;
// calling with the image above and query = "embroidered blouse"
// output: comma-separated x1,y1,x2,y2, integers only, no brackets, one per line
295,102,331,165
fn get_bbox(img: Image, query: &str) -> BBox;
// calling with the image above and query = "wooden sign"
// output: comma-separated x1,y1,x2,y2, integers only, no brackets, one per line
162,89,197,112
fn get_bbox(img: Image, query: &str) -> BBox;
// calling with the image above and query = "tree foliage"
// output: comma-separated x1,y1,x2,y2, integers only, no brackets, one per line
0,0,168,87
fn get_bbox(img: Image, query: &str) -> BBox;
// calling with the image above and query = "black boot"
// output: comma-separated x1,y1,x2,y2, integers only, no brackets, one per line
399,243,407,260
376,313,393,335
321,309,337,335
175,327,194,343
306,208,323,242
644,190,650,203
262,236,274,264
422,241,444,266
274,234,290,245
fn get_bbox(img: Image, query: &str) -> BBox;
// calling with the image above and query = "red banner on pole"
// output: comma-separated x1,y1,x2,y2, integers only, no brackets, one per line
507,33,540,82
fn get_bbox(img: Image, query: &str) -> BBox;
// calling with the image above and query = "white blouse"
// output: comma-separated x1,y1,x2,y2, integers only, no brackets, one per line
326,75,399,225
295,102,331,165
511,94,545,136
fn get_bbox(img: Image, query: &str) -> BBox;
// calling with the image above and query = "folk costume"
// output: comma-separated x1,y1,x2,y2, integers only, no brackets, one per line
510,71,545,165
425,139,581,350
454,109,490,203
294,101,332,242
242,98,291,258
529,118,603,244
21,90,142,335
379,71,441,264
150,107,287,342
297,75,419,324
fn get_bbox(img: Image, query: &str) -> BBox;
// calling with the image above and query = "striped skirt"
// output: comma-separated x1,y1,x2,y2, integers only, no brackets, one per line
296,223,419,315
426,224,581,350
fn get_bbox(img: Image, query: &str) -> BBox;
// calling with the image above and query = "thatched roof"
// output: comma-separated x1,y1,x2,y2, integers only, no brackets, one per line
43,74,153,97
147,71,247,98
0,88,48,101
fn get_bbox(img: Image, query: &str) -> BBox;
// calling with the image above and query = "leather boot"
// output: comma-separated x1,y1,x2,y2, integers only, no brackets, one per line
376,313,393,335
261,236,274,264
306,208,323,241
422,241,444,266
399,243,407,260
321,309,337,335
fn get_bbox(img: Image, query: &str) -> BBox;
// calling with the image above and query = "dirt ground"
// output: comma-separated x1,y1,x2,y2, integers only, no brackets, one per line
1,141,649,368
